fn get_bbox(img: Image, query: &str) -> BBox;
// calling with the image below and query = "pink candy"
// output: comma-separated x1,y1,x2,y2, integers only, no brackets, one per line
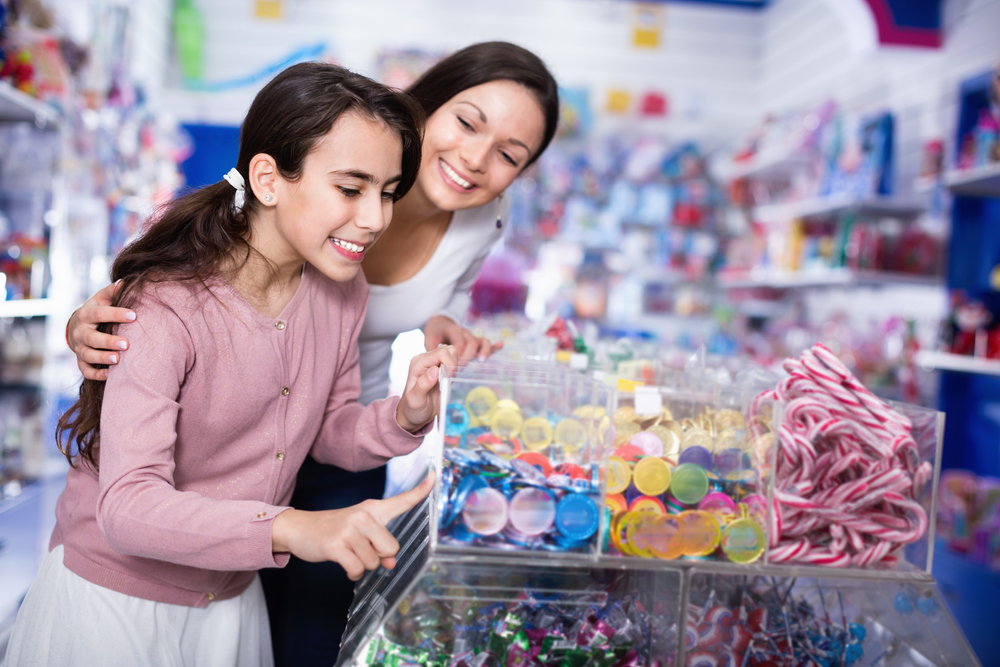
759,343,930,568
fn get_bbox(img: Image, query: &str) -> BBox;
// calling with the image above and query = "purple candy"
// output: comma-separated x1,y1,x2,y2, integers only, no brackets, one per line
678,445,713,470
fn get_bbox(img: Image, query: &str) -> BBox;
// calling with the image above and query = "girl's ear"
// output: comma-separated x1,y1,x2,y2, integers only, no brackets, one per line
248,154,278,205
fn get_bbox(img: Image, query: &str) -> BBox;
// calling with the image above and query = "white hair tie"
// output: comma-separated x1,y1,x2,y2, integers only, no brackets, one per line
223,168,246,212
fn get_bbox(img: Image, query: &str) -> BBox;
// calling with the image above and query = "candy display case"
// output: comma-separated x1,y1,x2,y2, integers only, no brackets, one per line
431,360,616,557
603,374,778,565
338,499,686,667
683,569,979,666
753,345,944,574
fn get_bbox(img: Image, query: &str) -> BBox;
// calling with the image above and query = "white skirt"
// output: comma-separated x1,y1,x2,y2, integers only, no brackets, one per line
3,545,273,667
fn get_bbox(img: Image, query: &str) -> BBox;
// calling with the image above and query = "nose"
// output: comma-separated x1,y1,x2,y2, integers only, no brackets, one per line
459,137,490,174
356,190,388,236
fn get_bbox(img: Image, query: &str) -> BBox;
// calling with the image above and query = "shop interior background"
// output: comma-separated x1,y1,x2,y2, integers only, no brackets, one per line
1,0,999,661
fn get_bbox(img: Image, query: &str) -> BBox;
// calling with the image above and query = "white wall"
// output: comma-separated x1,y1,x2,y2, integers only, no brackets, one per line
156,0,764,145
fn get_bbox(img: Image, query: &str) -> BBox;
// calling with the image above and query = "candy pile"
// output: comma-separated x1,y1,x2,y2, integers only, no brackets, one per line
607,404,769,563
751,344,934,567
365,582,676,667
685,582,868,667
438,385,608,552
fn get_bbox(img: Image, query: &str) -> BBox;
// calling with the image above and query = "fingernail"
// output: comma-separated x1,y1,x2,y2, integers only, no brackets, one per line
478,354,486,362
125,312,136,321
108,354,118,364
116,341,128,350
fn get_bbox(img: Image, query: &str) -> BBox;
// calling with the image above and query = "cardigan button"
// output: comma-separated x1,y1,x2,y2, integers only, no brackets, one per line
257,511,267,518
206,592,216,601
281,387,290,396
276,452,285,461
275,321,286,330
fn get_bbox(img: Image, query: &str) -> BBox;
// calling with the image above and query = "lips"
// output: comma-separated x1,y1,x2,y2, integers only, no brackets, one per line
439,159,476,191
329,237,367,260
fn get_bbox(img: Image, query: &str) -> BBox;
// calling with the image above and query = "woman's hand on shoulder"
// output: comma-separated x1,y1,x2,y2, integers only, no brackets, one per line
68,282,136,381
270,472,434,580
423,315,502,364
395,344,457,432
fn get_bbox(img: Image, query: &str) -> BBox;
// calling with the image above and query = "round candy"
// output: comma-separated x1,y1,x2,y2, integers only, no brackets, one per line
678,445,714,470
445,474,488,527
629,431,665,457
605,455,632,495
665,496,686,515
554,418,587,455
514,451,553,477
613,444,645,463
893,592,915,614
472,431,521,458
613,421,641,446
521,416,554,451
555,493,600,541
618,511,653,557
713,447,751,477
632,456,672,496
642,514,684,560
444,403,471,437
495,398,521,414
553,462,587,480
491,408,523,440
510,457,548,484
682,427,713,451
508,487,556,536
614,406,638,423
628,495,666,514
741,493,768,526
605,493,628,514
726,623,753,653
699,492,737,524
677,510,721,556
464,386,498,422
646,424,680,458
671,463,710,505
687,649,719,667
720,518,766,563
462,487,508,535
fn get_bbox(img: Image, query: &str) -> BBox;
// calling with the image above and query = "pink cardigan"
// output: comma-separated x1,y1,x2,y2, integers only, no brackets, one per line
50,264,427,607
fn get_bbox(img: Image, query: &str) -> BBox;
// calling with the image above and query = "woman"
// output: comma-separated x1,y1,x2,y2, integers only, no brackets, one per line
66,41,559,667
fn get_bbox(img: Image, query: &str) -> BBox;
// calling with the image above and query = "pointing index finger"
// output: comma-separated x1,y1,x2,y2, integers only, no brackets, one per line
370,471,435,525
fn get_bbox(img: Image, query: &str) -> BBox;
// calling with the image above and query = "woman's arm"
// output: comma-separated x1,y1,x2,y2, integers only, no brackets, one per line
66,282,136,380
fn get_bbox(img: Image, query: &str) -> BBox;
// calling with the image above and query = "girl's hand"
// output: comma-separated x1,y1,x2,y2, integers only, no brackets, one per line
424,315,502,363
68,282,136,381
271,471,434,580
396,345,457,432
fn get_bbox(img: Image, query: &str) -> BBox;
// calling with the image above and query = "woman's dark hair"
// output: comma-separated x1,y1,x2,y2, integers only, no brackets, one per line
57,62,424,471
406,41,559,169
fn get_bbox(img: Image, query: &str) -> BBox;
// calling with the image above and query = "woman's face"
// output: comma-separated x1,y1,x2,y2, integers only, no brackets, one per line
415,79,546,212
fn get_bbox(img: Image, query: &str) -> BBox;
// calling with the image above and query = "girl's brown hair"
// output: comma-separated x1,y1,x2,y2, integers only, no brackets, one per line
57,62,424,470
406,41,559,169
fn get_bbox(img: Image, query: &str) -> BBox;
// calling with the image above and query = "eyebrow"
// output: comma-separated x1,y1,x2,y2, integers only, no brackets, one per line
331,170,402,186
456,101,534,157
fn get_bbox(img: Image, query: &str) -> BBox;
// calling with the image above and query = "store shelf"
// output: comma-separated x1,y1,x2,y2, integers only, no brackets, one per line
712,146,815,182
0,299,58,319
941,163,1000,197
0,81,60,127
915,350,1000,376
754,192,926,223
717,267,944,290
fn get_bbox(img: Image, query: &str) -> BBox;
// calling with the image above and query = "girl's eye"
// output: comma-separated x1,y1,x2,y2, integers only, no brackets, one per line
382,191,396,201
339,187,361,198
500,151,518,167
457,117,474,131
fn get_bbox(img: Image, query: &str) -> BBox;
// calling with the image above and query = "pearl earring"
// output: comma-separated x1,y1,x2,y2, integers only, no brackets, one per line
265,194,273,202
496,192,504,229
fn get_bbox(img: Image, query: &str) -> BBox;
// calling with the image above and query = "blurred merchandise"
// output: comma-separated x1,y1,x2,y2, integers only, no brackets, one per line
937,469,1000,569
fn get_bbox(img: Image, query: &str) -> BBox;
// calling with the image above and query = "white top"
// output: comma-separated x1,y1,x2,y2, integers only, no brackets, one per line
358,199,505,497
357,198,505,405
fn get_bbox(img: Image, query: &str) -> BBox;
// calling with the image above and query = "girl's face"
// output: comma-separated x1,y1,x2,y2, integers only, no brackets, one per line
415,79,546,213
271,111,404,282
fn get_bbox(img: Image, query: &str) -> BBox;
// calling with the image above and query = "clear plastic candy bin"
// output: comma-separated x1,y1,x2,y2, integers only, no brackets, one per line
339,499,684,667
684,570,979,666
603,378,776,565
430,360,615,556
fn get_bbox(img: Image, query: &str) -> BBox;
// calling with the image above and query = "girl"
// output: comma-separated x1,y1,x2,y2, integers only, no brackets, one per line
4,62,454,667
66,42,559,666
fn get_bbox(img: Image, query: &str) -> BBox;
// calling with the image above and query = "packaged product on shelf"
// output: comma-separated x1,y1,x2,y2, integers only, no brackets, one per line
937,469,1000,568
432,359,614,555
684,571,976,667
750,344,943,572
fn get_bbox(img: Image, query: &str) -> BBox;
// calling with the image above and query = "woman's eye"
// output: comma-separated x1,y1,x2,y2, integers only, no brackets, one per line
339,187,361,198
500,151,518,167
457,117,474,131
382,191,396,201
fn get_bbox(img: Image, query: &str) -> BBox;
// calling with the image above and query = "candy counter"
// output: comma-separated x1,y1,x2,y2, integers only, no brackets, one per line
336,355,979,666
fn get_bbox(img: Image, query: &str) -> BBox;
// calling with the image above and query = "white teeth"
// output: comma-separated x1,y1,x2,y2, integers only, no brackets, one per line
332,238,363,253
440,160,473,189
